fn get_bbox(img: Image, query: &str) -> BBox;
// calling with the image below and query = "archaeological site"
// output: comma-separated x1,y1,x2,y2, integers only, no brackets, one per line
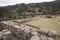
0,18,59,40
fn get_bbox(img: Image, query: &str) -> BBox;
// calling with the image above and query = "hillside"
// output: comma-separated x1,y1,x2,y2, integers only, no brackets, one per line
0,0,60,21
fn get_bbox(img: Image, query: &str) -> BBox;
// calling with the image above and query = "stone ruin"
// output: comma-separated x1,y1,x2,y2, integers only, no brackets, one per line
0,19,57,40
0,30,11,40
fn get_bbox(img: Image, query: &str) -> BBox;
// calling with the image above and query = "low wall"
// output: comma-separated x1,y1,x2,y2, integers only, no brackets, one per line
0,30,11,40
0,21,57,40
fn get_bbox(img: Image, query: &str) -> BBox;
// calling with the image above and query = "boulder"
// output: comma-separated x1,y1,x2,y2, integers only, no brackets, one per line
30,35,40,40
40,35,47,40
48,30,56,38
38,28,49,35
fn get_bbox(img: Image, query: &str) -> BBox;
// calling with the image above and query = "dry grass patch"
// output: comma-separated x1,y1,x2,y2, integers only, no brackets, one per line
23,16,60,35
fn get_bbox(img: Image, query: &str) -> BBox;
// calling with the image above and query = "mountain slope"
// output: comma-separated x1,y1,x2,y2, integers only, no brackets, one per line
0,0,60,21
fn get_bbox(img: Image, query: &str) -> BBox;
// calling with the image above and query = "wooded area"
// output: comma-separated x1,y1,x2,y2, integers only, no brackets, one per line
0,0,60,21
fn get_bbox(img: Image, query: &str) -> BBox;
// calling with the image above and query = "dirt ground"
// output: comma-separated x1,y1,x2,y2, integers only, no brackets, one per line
23,16,60,35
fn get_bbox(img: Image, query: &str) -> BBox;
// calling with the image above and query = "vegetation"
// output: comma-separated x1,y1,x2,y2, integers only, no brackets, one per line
0,0,60,21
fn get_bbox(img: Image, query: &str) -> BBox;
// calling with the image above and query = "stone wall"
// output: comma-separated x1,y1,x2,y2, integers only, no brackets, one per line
0,21,57,40
0,30,11,40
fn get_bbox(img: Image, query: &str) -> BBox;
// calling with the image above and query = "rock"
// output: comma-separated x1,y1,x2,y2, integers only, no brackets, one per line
38,28,49,35
40,35,47,40
23,26,32,34
0,30,11,40
31,31,38,36
48,30,56,38
30,35,40,40
48,37,56,40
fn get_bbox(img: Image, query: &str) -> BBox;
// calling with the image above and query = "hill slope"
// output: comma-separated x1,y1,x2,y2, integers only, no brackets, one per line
0,0,60,21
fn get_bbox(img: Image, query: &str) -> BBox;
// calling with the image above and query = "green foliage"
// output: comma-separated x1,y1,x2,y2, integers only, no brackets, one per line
0,1,60,20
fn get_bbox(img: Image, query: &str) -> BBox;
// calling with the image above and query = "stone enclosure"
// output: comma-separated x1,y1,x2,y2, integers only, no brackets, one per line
0,19,58,40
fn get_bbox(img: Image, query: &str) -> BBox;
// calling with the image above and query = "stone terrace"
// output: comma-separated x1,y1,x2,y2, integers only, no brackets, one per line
0,18,59,40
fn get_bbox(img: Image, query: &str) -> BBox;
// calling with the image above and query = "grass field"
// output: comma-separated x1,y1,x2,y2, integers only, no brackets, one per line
23,16,60,35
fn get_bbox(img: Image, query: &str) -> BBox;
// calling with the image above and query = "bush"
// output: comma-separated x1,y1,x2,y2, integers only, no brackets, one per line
45,15,52,18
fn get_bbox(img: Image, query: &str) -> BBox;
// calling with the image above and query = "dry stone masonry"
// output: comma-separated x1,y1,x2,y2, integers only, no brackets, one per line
0,30,11,40
0,19,58,40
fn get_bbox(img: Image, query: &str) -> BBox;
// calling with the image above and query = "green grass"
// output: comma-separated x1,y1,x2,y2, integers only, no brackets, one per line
23,16,60,35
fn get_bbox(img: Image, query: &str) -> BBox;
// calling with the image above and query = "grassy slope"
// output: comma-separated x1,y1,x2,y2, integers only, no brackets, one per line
23,16,60,35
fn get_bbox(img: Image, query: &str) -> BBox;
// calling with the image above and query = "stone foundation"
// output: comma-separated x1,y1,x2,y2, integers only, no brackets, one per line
0,20,57,40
